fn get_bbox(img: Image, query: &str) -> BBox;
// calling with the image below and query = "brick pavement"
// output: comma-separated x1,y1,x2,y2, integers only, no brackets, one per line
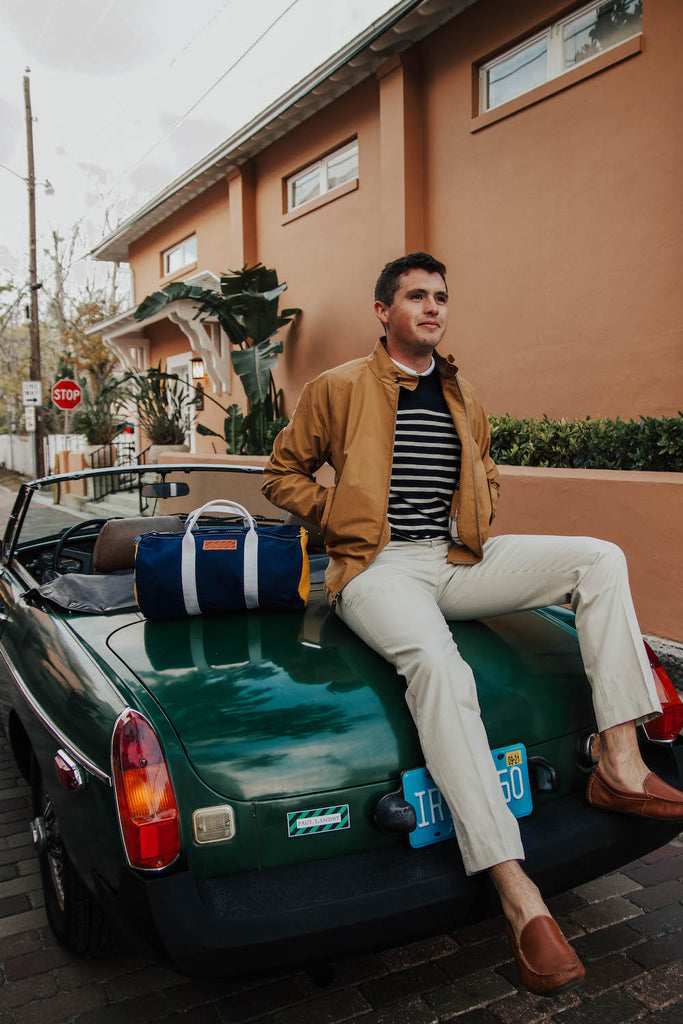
0,728,682,1024
1,484,682,1022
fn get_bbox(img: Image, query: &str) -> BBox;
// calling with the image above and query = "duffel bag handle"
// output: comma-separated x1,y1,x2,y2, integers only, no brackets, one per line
181,499,259,615
184,499,256,533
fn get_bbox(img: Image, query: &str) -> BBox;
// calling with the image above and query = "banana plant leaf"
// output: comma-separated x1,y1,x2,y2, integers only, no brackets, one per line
231,341,284,405
220,264,279,298
134,284,209,321
196,404,245,454
134,282,248,345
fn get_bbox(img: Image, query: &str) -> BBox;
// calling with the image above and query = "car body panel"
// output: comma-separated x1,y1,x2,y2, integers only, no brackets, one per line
104,599,596,804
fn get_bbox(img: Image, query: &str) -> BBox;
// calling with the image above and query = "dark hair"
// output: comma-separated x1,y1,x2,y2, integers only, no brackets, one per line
374,252,447,306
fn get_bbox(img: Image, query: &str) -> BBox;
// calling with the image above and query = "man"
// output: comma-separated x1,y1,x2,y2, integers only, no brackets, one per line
262,252,683,995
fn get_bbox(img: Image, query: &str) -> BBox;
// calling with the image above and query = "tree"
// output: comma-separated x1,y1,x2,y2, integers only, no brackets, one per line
0,218,129,441
0,275,61,434
571,0,642,65
42,227,123,399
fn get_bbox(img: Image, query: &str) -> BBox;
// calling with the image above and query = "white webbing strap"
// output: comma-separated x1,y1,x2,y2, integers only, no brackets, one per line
180,499,260,615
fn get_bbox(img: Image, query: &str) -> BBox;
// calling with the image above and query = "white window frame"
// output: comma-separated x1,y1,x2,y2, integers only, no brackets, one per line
286,139,358,212
479,0,643,113
162,234,197,277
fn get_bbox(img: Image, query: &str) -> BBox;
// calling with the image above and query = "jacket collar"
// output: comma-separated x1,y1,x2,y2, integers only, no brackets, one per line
368,339,459,386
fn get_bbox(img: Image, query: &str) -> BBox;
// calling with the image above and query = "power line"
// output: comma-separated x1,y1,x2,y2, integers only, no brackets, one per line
67,0,119,73
169,0,235,67
33,0,62,56
21,0,303,285
85,0,236,149
111,0,300,190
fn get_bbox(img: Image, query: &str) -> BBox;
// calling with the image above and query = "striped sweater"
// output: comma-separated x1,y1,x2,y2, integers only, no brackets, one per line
387,364,462,540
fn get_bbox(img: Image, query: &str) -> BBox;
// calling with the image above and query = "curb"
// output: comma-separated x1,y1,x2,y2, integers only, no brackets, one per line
646,636,683,694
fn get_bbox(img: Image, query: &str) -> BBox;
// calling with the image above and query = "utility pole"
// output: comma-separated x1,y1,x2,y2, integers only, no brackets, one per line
24,70,45,477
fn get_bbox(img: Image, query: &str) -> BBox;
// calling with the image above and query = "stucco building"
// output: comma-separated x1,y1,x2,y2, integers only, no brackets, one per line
90,0,682,640
93,0,680,446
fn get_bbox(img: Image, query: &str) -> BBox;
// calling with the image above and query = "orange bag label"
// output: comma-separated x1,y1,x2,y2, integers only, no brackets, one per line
203,539,238,551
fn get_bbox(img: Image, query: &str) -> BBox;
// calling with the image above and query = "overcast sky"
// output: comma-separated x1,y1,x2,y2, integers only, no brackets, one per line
0,0,397,291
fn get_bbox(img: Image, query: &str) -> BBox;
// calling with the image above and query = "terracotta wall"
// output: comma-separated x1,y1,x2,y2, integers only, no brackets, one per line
127,0,681,425
493,466,683,642
254,77,383,401
129,180,231,303
419,0,682,419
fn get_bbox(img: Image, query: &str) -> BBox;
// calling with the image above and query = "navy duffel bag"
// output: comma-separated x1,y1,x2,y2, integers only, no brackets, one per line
134,500,310,620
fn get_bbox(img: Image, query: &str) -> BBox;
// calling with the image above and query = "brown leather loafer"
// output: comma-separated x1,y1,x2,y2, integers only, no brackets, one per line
586,766,683,820
504,915,585,996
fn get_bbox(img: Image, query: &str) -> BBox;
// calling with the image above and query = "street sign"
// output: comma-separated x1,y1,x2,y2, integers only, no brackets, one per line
22,381,42,406
24,405,36,432
51,379,83,410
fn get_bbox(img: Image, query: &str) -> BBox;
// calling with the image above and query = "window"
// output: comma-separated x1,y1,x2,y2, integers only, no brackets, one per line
479,0,643,113
286,140,358,212
162,234,197,276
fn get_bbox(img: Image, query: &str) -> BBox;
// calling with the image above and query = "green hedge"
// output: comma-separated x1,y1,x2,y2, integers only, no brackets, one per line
489,413,683,472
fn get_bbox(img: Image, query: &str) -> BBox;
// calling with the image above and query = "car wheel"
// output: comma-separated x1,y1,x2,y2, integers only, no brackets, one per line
30,756,118,956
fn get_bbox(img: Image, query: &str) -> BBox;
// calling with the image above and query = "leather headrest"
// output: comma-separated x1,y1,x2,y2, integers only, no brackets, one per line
93,515,183,572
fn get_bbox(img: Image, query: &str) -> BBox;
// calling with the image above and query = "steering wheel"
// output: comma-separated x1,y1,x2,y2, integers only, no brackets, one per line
51,519,110,577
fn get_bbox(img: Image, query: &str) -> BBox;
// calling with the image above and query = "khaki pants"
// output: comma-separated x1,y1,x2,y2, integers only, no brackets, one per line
335,535,661,875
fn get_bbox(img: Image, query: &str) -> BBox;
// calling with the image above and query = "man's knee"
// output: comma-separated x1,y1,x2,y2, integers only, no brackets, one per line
587,538,628,574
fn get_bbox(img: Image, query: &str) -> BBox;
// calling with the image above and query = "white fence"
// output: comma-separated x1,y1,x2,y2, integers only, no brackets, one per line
43,433,87,474
0,433,87,478
0,434,34,477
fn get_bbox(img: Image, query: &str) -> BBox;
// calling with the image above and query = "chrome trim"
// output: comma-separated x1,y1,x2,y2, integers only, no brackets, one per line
55,748,86,792
110,707,181,874
0,647,112,786
639,722,677,747
578,731,600,771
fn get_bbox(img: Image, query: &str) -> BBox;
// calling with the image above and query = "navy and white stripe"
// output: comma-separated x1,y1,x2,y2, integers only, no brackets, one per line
388,367,461,540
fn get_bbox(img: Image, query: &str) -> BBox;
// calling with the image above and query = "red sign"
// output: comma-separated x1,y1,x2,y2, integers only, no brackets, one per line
51,379,83,410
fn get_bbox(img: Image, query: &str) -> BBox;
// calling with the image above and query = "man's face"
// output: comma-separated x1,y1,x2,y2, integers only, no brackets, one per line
375,268,448,358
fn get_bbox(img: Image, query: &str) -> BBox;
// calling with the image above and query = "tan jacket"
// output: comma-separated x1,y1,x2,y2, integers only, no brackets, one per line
262,341,499,600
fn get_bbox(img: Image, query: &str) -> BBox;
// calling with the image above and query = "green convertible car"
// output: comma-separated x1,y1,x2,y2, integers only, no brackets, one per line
0,464,681,977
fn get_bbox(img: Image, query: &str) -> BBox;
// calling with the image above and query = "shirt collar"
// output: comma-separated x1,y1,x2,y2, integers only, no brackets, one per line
389,355,436,378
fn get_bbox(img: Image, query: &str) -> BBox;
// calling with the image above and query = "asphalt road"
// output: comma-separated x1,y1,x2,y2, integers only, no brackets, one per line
0,483,682,1023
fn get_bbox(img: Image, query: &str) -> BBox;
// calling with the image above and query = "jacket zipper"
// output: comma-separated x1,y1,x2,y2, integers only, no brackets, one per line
453,374,483,556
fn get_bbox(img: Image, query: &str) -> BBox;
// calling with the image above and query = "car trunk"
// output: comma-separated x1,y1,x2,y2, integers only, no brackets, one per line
104,594,596,803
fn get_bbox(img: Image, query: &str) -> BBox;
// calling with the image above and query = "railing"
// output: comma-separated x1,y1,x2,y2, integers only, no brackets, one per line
87,441,138,501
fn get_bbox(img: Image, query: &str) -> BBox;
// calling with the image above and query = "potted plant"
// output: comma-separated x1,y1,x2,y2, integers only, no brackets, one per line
105,364,191,463
72,388,130,469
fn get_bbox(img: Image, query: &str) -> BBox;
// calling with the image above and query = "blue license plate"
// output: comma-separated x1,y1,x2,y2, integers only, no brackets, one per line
402,743,533,849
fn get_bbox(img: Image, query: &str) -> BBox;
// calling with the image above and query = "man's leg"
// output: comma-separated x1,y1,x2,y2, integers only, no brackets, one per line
434,534,665,799
336,538,584,992
336,539,525,874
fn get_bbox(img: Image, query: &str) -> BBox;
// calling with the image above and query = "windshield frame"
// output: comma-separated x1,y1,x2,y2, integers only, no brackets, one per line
1,463,267,567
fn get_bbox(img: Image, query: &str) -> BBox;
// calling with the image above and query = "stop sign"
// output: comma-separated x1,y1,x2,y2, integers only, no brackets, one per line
51,379,83,410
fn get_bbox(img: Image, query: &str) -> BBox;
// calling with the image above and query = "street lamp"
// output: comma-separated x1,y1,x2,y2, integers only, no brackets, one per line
0,162,53,195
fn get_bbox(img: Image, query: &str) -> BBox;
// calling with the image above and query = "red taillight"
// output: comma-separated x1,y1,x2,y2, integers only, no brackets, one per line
642,643,683,743
112,710,180,869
